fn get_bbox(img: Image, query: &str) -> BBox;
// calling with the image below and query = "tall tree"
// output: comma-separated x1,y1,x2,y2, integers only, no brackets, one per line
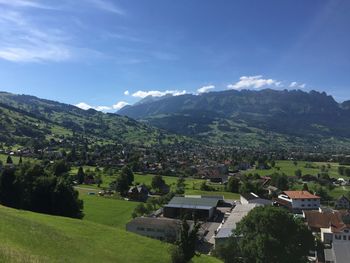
121,166,134,185
6,156,13,164
76,166,85,184
175,219,201,262
151,175,166,190
236,206,314,263
226,176,240,193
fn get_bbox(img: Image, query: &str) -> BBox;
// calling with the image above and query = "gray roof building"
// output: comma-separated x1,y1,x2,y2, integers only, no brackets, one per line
164,196,220,220
215,203,262,245
324,242,350,263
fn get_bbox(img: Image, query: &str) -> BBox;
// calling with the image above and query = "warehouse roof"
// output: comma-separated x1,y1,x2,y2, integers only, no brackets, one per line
165,196,220,210
215,203,261,239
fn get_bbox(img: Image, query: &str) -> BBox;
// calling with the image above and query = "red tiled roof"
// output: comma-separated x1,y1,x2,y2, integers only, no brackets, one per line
304,210,344,229
283,191,320,199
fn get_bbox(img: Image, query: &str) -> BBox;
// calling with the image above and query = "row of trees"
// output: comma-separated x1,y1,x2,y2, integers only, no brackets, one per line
0,162,83,218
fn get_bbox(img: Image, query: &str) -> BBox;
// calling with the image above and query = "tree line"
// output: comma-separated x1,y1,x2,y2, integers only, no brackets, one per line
0,161,83,218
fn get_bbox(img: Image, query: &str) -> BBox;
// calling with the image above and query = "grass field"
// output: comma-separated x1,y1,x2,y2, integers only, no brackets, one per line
80,194,139,228
77,172,241,200
244,160,350,179
0,154,36,164
0,204,221,263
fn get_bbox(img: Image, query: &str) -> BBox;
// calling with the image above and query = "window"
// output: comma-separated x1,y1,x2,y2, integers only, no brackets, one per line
343,236,347,240
335,235,341,240
147,228,154,232
137,227,145,231
301,199,305,202
302,204,305,207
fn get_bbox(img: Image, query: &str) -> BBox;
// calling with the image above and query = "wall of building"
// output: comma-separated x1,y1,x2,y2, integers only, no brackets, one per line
126,222,177,242
291,198,320,210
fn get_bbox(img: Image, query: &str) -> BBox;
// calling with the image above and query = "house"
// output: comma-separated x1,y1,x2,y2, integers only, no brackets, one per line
127,185,149,202
335,195,350,210
324,242,350,263
197,165,229,183
240,193,272,206
303,210,350,244
276,191,320,212
214,203,262,246
126,217,182,242
163,196,220,220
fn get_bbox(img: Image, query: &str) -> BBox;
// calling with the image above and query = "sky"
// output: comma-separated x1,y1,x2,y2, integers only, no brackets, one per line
0,0,350,111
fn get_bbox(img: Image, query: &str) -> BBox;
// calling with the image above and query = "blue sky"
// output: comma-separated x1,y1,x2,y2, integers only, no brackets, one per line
0,0,349,111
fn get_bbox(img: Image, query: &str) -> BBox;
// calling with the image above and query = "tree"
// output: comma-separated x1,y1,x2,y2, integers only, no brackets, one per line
115,173,130,196
170,246,185,263
212,235,242,263
176,219,201,262
18,156,23,165
6,156,13,164
270,173,288,191
270,160,276,168
175,177,185,194
294,169,302,178
302,183,309,191
151,175,165,190
236,206,314,263
226,177,240,193
121,166,134,185
53,160,70,176
76,166,85,184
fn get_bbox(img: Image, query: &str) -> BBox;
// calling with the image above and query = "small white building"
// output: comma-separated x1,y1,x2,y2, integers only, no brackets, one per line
277,191,320,211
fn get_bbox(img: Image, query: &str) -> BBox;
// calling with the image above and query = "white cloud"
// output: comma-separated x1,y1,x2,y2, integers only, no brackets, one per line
95,105,111,111
132,90,187,98
0,0,52,9
289,81,298,88
85,0,125,15
227,75,279,90
124,90,130,96
75,102,112,111
75,102,94,110
197,85,215,94
289,81,306,88
0,8,74,63
112,101,129,110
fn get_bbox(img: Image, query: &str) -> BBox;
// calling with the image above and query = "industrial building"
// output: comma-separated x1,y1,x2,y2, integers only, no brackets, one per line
163,196,221,220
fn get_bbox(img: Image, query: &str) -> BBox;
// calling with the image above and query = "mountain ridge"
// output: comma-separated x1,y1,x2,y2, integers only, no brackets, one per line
118,89,350,150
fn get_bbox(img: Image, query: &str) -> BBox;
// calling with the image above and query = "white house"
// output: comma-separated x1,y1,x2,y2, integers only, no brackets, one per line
277,191,320,211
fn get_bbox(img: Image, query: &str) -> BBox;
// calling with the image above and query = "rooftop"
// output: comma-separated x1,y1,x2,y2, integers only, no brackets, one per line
304,210,350,231
215,203,261,239
325,242,350,263
165,196,220,210
283,191,320,199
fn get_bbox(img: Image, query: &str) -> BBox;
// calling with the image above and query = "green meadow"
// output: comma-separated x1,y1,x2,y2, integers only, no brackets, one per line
244,160,350,179
0,195,221,263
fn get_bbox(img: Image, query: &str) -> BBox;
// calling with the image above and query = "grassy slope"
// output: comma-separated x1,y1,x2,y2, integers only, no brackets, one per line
81,194,139,228
0,203,221,263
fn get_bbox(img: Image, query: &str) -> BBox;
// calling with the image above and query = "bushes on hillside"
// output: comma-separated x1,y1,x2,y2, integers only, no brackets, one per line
0,162,83,218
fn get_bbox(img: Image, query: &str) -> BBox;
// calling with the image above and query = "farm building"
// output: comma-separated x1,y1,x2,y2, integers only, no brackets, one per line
163,196,220,220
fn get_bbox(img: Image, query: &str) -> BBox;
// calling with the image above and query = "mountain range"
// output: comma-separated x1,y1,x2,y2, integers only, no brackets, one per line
118,89,350,151
0,92,182,151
